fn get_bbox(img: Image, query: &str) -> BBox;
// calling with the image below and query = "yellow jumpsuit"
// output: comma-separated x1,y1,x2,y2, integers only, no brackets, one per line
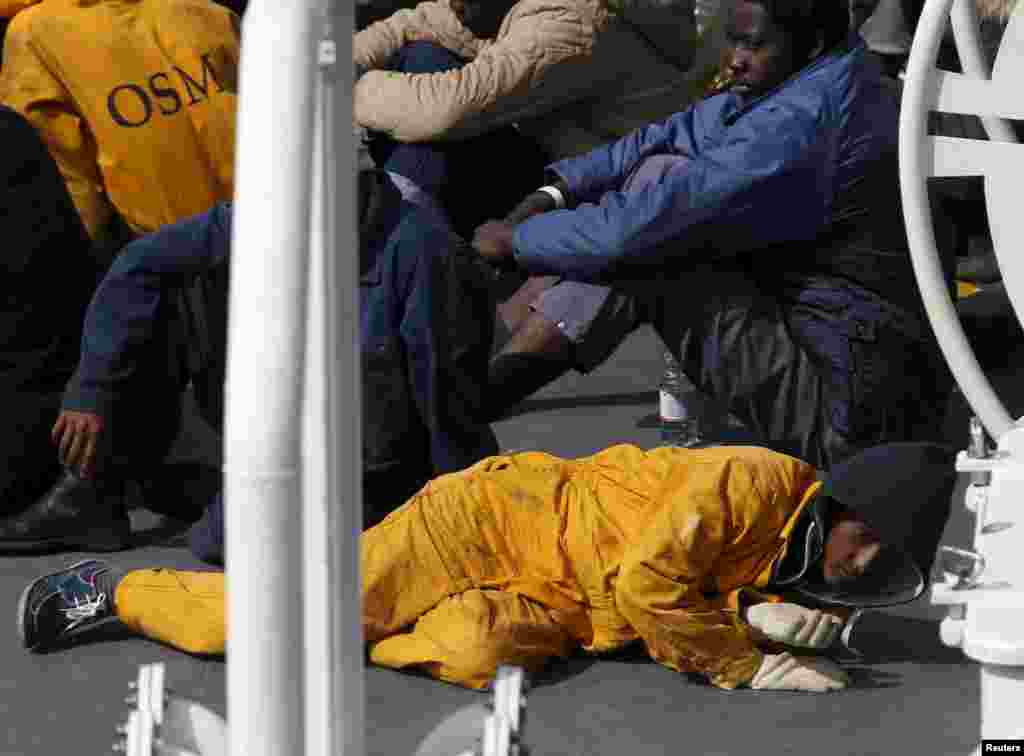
113,445,825,690
0,0,239,238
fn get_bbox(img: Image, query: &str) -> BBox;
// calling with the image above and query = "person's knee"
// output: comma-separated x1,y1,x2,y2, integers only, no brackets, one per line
424,590,569,687
392,41,464,75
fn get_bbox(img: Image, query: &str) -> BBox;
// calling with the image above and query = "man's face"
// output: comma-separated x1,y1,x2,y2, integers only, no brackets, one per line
725,1,801,101
822,514,883,587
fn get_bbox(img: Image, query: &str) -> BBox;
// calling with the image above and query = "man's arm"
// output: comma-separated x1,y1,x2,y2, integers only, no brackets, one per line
471,113,688,264
543,111,688,205
63,204,234,419
0,9,110,239
615,486,766,690
354,1,477,71
353,2,605,142
615,449,826,690
512,103,833,281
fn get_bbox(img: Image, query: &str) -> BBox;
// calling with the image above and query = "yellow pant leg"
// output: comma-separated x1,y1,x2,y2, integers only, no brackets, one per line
364,450,584,646
368,589,576,690
114,453,579,660
115,569,227,655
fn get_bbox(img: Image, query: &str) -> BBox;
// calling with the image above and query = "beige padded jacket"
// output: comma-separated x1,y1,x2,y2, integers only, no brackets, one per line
354,0,729,158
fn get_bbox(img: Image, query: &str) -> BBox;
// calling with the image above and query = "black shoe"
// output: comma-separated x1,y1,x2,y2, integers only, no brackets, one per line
17,559,119,651
0,469,130,553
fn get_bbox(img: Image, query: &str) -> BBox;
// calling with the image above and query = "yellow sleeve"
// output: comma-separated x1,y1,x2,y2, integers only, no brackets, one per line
0,11,110,238
615,489,765,690
0,0,39,19
353,6,594,142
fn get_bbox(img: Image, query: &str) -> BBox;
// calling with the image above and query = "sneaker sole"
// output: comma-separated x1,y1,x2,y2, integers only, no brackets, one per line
0,524,131,555
16,558,101,651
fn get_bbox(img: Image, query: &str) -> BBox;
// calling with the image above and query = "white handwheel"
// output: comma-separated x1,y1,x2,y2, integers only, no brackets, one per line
899,0,1024,438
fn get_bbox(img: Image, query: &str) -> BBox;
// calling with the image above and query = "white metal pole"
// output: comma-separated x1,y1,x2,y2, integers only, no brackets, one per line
323,0,366,753
303,1,363,754
303,50,331,756
224,1,318,755
898,0,1014,439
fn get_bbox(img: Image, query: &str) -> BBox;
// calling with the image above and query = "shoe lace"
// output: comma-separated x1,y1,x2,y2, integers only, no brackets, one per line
64,592,107,631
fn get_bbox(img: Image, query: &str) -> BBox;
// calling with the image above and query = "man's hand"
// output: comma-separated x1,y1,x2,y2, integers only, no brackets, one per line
746,602,844,650
503,191,558,225
749,652,849,692
51,410,106,479
472,220,517,267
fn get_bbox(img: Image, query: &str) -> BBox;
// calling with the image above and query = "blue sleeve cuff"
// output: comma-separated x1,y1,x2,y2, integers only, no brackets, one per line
62,378,118,419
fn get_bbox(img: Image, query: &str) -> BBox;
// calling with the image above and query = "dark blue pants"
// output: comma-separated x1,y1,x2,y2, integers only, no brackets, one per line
71,185,498,562
366,41,550,239
360,205,499,485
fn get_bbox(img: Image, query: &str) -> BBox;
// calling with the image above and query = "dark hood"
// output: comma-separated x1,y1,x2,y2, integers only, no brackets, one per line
790,443,957,609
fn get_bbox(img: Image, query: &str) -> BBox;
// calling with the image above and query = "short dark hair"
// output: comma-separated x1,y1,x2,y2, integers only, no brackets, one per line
755,0,850,59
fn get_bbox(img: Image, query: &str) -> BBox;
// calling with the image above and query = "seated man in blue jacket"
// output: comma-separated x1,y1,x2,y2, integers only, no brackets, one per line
0,169,498,558
477,0,951,470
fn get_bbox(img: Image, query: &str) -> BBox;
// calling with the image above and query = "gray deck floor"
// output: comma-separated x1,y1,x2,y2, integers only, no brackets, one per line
3,324,1019,756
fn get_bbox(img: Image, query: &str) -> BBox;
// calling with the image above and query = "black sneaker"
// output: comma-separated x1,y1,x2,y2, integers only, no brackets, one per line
17,559,118,651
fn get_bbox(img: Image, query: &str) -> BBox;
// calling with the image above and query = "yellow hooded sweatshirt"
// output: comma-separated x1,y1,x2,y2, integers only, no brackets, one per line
113,444,835,691
0,0,239,238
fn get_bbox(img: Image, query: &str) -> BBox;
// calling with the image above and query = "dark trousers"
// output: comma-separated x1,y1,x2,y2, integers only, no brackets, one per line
567,265,948,470
0,106,97,514
366,41,551,238
360,213,499,523
0,393,65,516
72,189,497,561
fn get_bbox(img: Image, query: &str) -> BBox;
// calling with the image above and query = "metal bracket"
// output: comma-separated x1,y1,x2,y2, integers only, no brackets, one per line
318,39,337,68
939,546,988,590
956,450,1014,474
115,664,227,756
483,666,527,756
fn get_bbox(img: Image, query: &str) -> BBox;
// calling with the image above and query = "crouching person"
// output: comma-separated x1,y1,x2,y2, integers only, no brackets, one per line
0,169,498,557
19,442,955,693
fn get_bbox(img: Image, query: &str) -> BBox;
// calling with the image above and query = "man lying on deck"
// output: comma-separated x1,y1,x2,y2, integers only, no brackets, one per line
19,441,954,693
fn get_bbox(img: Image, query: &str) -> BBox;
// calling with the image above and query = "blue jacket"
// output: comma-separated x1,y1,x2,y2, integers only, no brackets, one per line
63,203,233,418
512,35,932,332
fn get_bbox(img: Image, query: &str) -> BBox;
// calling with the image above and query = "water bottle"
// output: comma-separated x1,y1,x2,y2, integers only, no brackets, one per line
659,350,702,447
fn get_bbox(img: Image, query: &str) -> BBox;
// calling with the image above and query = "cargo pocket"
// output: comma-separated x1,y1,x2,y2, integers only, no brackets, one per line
843,318,887,444
790,310,862,441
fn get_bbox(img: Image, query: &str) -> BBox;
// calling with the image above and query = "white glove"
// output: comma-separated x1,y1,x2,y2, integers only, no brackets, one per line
749,652,849,692
746,602,844,649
